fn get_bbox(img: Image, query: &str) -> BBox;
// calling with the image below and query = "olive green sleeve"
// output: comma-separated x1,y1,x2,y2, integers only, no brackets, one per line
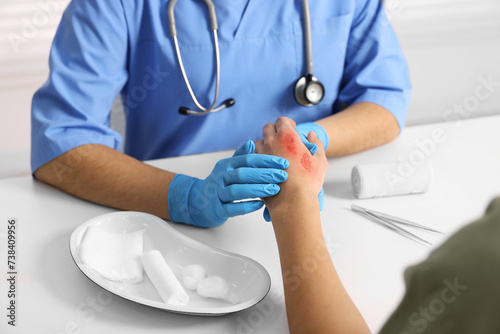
379,197,500,334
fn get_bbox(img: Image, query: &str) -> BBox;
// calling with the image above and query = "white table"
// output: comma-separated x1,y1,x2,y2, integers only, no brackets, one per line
1,115,499,334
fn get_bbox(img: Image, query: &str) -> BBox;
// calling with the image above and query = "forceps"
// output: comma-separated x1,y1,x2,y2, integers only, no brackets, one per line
351,204,445,246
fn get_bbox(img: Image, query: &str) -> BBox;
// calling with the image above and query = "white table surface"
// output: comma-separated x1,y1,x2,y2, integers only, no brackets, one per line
1,114,499,334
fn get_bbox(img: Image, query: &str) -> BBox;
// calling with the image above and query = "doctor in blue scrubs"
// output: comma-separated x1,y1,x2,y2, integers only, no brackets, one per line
31,0,411,227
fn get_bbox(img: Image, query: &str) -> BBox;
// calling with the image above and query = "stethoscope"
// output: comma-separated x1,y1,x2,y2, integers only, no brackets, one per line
167,0,324,116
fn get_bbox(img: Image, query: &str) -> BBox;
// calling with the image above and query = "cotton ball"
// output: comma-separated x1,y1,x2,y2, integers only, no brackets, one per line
196,276,239,304
181,264,206,290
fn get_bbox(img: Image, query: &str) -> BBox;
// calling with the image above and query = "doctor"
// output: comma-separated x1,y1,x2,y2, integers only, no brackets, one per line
31,0,411,227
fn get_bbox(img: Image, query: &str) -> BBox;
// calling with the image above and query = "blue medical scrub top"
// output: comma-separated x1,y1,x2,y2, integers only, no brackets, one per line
31,0,411,172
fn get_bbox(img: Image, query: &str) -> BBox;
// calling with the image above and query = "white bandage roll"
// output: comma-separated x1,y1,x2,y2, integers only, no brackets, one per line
351,162,433,199
141,250,189,306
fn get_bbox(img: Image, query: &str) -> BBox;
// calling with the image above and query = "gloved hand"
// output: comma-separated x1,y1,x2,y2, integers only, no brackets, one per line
295,122,329,154
168,140,289,228
293,122,328,219
261,122,329,222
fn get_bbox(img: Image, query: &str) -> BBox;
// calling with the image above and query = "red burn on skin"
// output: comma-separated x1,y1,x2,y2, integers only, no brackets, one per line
282,134,297,155
300,153,312,172
281,133,311,171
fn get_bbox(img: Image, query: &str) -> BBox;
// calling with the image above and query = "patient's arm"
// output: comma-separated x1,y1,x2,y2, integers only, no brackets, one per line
255,117,370,334
317,101,400,157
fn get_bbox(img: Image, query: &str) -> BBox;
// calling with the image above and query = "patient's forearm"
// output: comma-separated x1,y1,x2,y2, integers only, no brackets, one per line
34,144,175,219
316,102,400,157
272,201,370,334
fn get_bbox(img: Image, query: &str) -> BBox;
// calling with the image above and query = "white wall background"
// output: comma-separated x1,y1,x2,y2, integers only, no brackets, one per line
0,0,499,177
0,0,70,176
389,0,500,125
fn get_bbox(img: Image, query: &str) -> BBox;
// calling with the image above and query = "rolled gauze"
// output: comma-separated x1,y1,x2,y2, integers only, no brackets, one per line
141,250,189,306
351,162,433,199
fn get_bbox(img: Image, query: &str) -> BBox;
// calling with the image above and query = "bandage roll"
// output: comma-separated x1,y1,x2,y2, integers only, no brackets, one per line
351,162,433,199
141,250,189,306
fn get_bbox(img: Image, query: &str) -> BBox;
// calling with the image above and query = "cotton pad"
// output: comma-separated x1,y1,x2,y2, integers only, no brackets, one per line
181,264,206,290
79,227,144,283
142,250,189,306
197,276,239,304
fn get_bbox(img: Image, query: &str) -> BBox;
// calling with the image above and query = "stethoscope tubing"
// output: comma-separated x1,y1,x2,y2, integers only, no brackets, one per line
302,0,314,75
167,0,322,115
172,31,223,115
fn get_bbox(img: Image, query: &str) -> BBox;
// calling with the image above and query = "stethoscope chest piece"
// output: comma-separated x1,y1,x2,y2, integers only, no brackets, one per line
294,74,325,107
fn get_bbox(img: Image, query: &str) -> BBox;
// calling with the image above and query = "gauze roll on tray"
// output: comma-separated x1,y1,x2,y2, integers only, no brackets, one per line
351,162,433,199
142,250,189,306
142,254,238,306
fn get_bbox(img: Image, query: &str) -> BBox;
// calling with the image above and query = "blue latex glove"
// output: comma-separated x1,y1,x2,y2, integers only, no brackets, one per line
295,122,330,154
263,123,328,222
168,140,289,228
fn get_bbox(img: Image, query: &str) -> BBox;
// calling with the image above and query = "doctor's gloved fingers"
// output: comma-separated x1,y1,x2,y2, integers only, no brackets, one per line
263,207,271,222
218,184,280,203
302,140,318,155
223,200,264,218
224,154,289,170
219,184,280,203
233,140,255,157
319,187,324,211
223,168,288,185
295,122,329,151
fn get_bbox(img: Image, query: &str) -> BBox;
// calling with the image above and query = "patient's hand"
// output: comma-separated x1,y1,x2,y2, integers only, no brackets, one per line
255,117,328,219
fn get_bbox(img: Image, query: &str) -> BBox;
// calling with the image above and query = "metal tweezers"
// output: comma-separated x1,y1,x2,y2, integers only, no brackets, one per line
351,204,445,246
